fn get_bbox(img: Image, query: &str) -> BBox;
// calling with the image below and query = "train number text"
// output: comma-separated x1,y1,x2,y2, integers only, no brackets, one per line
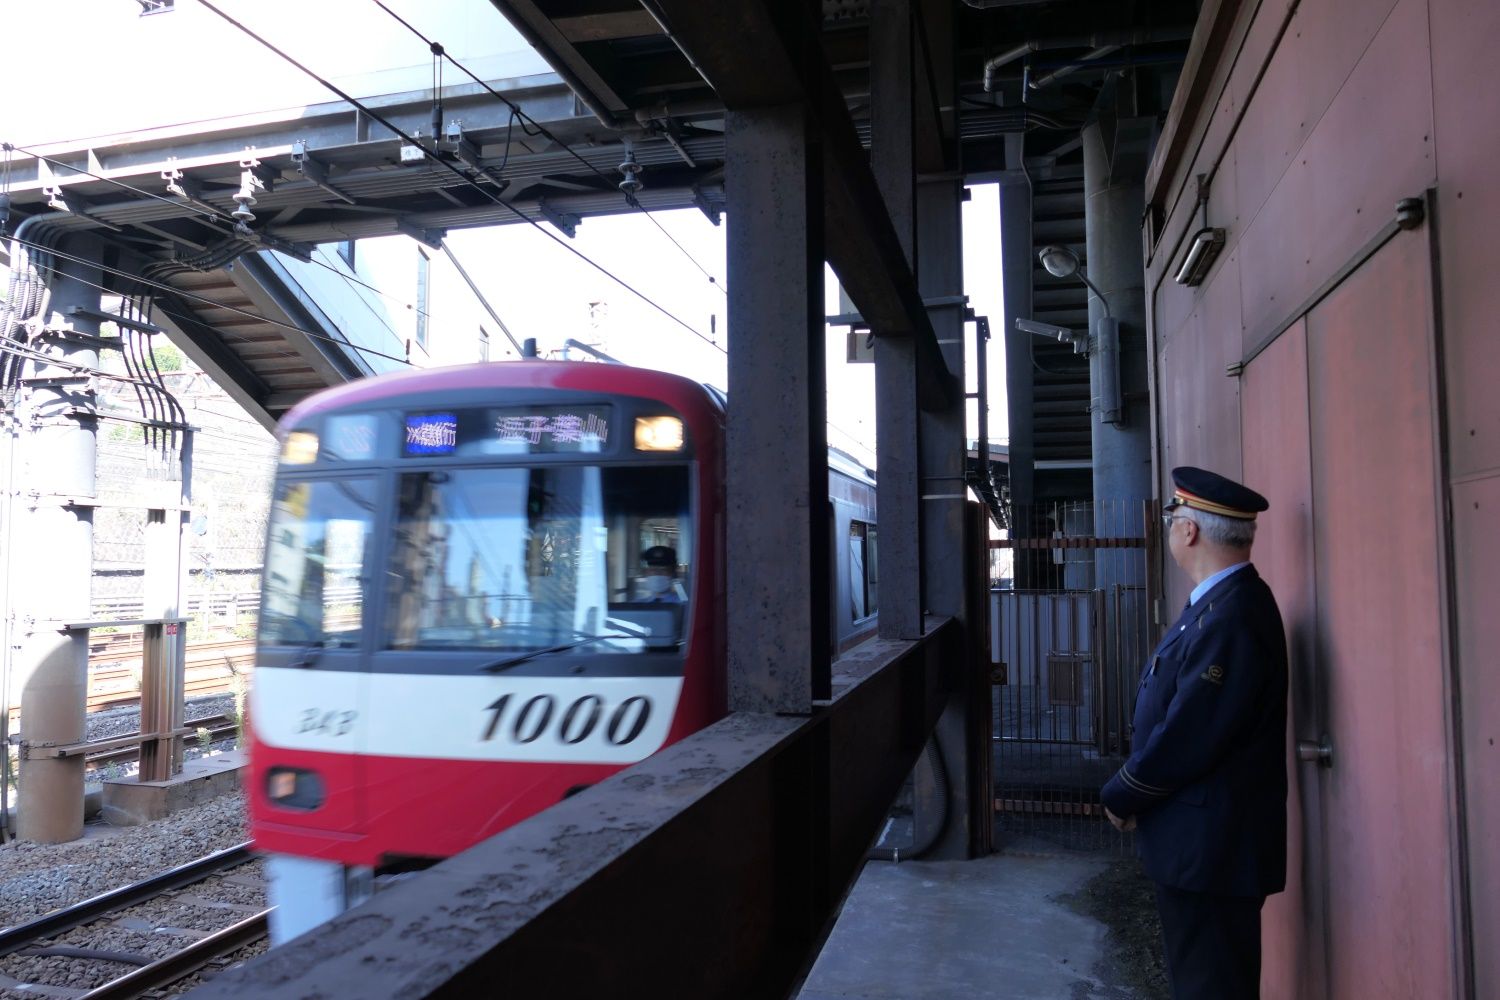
480,693,652,746
298,708,358,737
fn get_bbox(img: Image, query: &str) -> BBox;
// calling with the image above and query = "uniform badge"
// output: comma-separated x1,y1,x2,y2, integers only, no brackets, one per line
1201,664,1225,686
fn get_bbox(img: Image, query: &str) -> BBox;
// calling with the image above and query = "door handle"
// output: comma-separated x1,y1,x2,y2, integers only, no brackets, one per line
1297,736,1333,768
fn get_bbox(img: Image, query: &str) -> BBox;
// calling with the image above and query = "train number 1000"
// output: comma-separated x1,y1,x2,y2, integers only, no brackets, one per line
480,693,653,746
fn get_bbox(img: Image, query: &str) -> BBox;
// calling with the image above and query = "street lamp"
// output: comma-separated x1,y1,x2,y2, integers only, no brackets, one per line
1035,245,1122,426
1037,245,1111,317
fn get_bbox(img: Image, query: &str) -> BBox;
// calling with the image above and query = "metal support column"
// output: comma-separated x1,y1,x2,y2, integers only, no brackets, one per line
725,104,828,712
1082,116,1151,509
140,434,192,782
15,238,100,844
1000,176,1043,587
870,0,922,641
918,178,979,859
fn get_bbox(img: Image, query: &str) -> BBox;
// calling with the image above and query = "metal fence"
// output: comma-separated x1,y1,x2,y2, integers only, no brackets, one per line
989,500,1156,853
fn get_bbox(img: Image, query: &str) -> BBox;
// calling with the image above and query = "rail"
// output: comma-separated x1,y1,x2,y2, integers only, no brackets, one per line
0,843,253,956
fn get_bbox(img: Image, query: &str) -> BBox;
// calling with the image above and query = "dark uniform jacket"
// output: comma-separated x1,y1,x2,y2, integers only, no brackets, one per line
1100,565,1288,898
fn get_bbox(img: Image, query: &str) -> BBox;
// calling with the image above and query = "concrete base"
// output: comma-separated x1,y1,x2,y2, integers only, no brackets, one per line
101,750,246,826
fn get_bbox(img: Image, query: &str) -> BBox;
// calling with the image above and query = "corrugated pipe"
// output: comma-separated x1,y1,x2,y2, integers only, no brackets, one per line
868,736,949,862
981,26,1195,92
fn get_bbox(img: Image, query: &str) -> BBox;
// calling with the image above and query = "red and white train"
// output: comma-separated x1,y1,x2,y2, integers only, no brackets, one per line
248,360,877,942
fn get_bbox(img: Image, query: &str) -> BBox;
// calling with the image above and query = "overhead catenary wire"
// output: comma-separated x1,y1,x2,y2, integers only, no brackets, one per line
366,0,728,296
196,0,724,355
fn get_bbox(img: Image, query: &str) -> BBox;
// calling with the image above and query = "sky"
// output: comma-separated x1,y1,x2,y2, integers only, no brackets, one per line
3,0,1008,471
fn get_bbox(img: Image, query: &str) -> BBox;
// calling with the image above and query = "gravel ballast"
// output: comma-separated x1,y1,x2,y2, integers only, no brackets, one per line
0,791,250,930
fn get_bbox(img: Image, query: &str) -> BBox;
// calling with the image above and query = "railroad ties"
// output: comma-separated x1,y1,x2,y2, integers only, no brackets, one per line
0,845,267,999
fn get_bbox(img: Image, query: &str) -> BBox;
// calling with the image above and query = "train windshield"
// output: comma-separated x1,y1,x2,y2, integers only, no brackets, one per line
260,478,378,648
385,464,691,653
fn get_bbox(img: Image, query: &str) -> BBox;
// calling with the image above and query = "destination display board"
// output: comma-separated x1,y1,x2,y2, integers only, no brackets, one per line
404,406,612,457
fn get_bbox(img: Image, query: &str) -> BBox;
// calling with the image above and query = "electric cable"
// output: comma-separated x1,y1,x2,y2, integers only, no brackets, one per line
367,0,727,296
3,142,441,324
197,0,723,354
8,233,416,368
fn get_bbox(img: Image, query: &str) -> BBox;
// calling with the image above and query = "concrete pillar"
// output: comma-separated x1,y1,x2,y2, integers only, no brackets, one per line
869,0,923,642
1082,118,1152,514
724,104,827,713
16,238,101,844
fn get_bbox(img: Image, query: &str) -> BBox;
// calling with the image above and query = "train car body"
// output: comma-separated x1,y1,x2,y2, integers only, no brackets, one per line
248,361,874,943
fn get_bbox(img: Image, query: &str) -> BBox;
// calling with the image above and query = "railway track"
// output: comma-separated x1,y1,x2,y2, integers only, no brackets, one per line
0,844,267,999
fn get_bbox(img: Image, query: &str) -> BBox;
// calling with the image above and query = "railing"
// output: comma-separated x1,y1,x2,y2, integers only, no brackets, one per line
186,621,962,1000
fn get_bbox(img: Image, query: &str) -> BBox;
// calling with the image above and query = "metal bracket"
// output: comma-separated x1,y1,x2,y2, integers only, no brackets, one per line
538,198,580,239
691,185,721,226
394,218,446,251
1395,197,1425,231
1225,361,1245,378
291,141,355,205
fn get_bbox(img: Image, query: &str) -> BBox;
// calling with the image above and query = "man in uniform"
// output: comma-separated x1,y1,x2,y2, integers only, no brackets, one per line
1100,466,1288,1000
638,545,684,603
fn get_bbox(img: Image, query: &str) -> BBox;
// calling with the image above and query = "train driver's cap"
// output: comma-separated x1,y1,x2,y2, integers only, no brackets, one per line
640,545,677,569
1166,466,1269,520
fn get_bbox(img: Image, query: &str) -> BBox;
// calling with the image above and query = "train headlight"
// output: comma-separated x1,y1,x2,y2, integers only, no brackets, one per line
266,766,326,810
281,430,319,465
634,416,684,452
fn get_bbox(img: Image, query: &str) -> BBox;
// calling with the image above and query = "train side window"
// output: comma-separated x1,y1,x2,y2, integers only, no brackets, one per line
849,521,878,620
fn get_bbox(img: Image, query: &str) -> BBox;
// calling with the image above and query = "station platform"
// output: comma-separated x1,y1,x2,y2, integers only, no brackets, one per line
797,838,1159,1000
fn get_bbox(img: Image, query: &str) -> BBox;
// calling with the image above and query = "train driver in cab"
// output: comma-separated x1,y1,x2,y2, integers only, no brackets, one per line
638,545,685,603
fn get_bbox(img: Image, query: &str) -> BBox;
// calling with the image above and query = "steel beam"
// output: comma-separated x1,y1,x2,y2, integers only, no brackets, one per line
916,177,978,860
871,0,923,642
999,177,1036,510
725,104,828,712
186,623,956,1000
645,0,955,412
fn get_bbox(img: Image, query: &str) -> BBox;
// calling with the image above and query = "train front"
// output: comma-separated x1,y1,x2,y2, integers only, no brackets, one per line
246,363,724,944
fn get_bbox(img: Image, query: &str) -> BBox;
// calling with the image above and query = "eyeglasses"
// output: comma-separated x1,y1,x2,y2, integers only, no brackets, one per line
1160,512,1193,529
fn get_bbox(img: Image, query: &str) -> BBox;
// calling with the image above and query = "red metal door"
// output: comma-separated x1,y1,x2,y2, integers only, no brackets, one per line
1242,228,1458,997
1242,318,1327,1000
1304,229,1455,997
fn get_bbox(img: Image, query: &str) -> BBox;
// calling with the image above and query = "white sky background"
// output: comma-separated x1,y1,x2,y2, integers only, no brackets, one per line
3,0,1008,469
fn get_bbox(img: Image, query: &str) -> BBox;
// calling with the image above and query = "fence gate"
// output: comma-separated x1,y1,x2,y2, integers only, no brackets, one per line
989,500,1154,852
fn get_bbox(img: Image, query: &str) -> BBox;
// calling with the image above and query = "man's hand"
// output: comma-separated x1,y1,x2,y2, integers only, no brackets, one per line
1104,806,1137,832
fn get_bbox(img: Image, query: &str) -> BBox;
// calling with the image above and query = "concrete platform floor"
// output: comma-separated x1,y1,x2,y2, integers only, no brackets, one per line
797,842,1152,1000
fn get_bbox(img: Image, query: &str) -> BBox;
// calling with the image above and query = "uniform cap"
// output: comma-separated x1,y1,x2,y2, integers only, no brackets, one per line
641,545,677,569
1167,466,1269,520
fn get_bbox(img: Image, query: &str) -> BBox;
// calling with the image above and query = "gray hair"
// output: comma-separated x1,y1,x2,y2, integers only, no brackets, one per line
1184,508,1257,548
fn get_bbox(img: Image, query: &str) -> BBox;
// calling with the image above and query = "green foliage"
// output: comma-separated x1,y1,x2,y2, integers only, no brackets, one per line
152,343,185,372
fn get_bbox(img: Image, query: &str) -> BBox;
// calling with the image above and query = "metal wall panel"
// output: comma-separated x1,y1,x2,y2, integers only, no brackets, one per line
1450,476,1500,998
1242,319,1326,1000
1430,0,1500,477
1307,229,1454,999
1234,0,1436,350
1429,2,1500,989
1230,0,1398,228
1156,258,1242,616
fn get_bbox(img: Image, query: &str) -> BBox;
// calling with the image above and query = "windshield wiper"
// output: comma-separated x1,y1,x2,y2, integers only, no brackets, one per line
478,632,633,674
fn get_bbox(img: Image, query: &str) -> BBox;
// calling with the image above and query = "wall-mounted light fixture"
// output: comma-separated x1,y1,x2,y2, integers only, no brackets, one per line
1015,317,1089,355
1174,226,1226,286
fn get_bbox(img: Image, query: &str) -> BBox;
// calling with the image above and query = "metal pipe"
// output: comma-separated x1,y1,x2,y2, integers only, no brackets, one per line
981,27,1194,92
1028,45,1122,90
